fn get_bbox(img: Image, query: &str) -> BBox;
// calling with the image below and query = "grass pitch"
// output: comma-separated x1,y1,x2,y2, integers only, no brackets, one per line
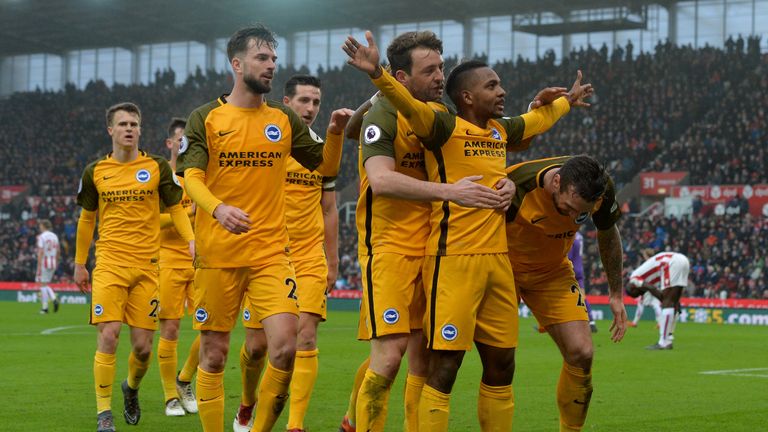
2,302,766,431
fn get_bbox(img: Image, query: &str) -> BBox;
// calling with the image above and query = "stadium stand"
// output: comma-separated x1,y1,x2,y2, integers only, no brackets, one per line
1,40,765,298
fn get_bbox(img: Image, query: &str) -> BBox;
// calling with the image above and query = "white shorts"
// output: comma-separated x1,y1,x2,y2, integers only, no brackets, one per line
665,254,690,289
36,268,55,284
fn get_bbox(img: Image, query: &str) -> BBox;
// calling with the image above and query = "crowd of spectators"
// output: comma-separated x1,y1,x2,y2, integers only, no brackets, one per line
1,38,765,298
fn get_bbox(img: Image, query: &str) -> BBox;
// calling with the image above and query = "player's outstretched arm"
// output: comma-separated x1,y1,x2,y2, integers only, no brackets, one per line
321,191,339,293
597,224,627,342
365,156,505,208
345,93,379,140
74,209,96,293
343,31,435,138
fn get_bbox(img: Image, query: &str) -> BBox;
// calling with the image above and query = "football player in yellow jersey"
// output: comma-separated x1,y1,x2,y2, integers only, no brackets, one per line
505,155,627,431
175,25,350,432
156,117,201,417
233,75,344,432
338,31,515,432
345,32,590,431
73,102,195,432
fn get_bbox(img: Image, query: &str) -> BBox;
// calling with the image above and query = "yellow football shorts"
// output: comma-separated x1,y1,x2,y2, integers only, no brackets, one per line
158,266,195,320
515,262,588,328
193,257,299,332
357,253,426,340
422,253,518,351
90,264,159,330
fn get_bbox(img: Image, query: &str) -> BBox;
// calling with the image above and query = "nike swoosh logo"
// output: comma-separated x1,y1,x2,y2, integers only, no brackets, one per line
199,397,216,402
465,129,488,137
573,399,587,405
217,130,236,137
103,176,113,180
99,384,112,388
159,355,171,359
531,216,547,224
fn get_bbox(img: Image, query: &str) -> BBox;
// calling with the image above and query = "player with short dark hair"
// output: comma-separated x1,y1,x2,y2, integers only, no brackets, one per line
505,155,627,431
344,31,585,431
74,102,195,432
176,24,350,432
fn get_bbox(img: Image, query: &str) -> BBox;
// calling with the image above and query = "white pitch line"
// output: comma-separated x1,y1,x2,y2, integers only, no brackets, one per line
41,325,90,335
700,368,768,378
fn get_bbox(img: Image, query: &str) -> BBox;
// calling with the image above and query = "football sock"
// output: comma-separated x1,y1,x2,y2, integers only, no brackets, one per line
478,382,514,432
196,367,224,432
157,337,178,402
403,373,426,431
346,356,370,426
94,351,116,414
659,307,675,345
669,310,679,336
287,349,319,429
127,351,150,390
356,368,393,431
40,288,49,310
239,342,265,406
178,334,200,382
557,362,592,432
632,303,644,324
44,285,56,301
419,384,451,432
251,362,292,432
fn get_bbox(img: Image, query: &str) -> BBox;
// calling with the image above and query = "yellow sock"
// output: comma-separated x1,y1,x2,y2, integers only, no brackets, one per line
94,351,116,414
251,362,292,432
355,368,393,431
557,362,593,432
478,382,514,432
157,337,178,402
126,351,150,390
404,373,426,432
419,384,450,432
346,357,371,425
178,334,200,382
196,367,224,432
239,342,265,407
287,349,319,429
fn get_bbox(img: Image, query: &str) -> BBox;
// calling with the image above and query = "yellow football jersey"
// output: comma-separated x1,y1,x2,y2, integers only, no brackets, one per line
176,96,326,268
284,154,335,260
76,150,183,269
421,113,528,256
505,156,621,273
159,176,194,269
356,98,447,256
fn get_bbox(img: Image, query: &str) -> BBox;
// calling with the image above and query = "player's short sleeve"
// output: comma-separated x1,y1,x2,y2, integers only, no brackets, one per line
176,105,210,176
322,176,337,192
76,161,99,211
360,99,397,163
36,235,43,249
282,105,324,171
154,156,183,208
499,116,526,151
421,111,456,150
592,176,622,230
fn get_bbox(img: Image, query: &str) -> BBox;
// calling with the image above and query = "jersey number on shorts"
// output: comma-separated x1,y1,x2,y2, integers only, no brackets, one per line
285,278,298,300
570,285,586,308
149,299,159,318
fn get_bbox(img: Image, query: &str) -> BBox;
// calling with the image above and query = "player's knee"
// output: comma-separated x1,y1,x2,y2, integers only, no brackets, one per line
565,345,593,369
201,344,229,371
296,326,318,350
268,343,296,370
133,345,152,362
429,352,464,392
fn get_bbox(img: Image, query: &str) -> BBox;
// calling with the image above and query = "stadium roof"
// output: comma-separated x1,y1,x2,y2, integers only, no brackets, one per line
0,0,668,56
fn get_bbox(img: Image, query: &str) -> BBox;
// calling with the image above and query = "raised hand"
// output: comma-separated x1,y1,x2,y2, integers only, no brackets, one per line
566,69,594,107
342,31,382,78
530,87,568,109
328,108,356,135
